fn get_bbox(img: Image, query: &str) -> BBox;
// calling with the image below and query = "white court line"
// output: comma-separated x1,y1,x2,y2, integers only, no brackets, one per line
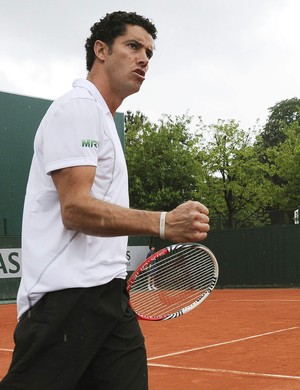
229,299,300,302
0,348,13,352
147,363,300,381
211,299,300,302
147,326,299,361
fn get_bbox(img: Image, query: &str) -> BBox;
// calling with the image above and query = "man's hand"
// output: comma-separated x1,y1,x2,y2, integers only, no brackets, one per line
165,201,210,242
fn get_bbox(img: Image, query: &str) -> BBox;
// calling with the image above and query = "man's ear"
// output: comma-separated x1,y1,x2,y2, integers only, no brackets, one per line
94,40,109,61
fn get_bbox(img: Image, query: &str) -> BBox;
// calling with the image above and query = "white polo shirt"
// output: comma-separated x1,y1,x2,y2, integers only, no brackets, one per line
17,79,129,319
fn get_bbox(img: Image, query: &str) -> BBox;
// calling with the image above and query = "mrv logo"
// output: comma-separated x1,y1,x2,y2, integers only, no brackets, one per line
0,249,22,278
82,139,100,148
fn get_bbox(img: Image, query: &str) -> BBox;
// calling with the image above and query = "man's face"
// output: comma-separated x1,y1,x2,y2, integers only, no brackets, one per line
104,24,155,99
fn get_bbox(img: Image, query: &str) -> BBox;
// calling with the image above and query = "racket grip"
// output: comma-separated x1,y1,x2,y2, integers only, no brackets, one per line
159,211,167,239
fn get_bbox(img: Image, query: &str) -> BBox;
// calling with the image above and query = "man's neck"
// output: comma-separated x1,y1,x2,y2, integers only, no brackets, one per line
86,73,123,115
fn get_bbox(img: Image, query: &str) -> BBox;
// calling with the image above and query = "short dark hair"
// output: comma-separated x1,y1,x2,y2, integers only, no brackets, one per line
85,11,157,72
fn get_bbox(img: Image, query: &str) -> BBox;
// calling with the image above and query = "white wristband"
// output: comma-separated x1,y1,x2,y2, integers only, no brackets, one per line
159,212,167,239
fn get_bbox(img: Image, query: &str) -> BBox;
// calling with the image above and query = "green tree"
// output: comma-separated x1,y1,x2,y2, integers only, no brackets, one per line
266,122,300,209
197,119,273,228
260,97,300,148
256,98,300,219
125,111,202,211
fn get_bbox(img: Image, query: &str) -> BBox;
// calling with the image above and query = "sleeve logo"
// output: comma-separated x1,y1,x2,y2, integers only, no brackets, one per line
81,139,100,148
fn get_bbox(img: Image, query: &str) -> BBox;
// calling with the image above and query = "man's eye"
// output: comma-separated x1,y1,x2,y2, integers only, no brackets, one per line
129,43,138,49
146,50,153,60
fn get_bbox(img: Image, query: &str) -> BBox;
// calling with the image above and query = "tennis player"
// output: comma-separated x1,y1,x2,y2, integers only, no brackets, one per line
0,11,209,390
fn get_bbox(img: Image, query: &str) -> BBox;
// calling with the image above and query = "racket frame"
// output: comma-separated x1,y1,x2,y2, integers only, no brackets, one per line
127,243,218,321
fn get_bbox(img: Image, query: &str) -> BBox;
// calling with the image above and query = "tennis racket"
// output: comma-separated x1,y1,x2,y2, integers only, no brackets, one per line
127,243,218,321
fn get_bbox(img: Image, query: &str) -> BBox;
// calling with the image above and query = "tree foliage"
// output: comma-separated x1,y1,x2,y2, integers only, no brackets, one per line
256,97,300,213
265,122,300,209
196,119,273,228
260,97,300,148
124,99,299,229
125,111,202,211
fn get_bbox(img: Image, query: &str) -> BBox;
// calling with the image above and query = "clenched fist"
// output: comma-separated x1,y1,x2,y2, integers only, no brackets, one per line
164,201,210,243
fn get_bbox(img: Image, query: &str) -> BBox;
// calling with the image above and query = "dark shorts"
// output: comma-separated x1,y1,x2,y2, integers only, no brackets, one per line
0,279,148,390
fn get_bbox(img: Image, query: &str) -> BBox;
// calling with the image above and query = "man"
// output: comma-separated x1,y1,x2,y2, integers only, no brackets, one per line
146,245,156,259
146,245,157,290
0,11,209,389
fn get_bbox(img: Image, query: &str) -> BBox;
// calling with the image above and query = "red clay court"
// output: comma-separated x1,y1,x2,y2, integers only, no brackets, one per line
1,288,299,389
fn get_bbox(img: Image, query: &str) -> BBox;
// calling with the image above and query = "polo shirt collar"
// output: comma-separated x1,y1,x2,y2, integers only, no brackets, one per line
72,78,110,115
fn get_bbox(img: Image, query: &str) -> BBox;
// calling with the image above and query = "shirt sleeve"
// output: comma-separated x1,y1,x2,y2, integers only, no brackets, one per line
42,98,102,174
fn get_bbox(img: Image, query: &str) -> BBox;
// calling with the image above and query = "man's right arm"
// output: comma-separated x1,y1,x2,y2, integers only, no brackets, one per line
51,165,210,243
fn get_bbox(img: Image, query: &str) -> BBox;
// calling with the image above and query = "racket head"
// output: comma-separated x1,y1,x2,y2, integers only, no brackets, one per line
127,243,218,321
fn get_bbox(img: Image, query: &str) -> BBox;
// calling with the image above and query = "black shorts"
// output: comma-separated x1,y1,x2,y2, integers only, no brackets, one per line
0,279,148,390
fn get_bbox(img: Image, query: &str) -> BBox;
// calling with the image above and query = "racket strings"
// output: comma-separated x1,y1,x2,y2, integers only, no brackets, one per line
131,246,213,291
151,259,212,296
154,249,215,289
129,246,217,317
131,282,208,316
141,246,210,282
133,247,214,290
